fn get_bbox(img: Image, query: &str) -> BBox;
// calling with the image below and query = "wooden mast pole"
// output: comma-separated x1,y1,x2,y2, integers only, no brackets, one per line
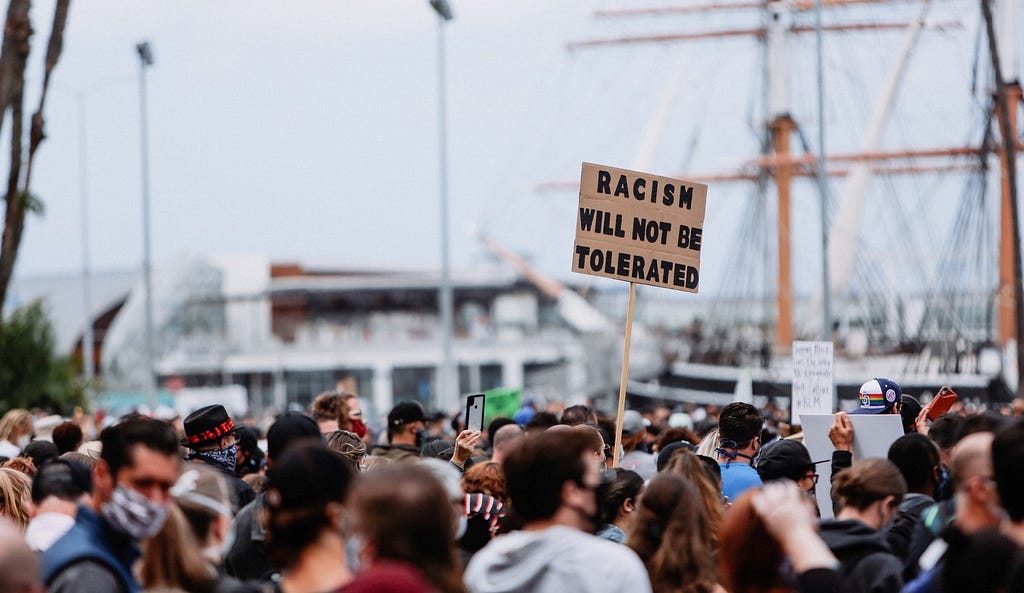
768,0,795,351
982,0,1022,392
997,83,1021,347
773,115,796,350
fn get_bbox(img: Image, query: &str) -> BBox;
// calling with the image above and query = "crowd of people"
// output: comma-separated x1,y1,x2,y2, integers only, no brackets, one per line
0,379,1020,593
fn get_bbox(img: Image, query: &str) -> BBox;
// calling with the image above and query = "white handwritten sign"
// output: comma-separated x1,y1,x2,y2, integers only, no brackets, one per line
791,341,834,421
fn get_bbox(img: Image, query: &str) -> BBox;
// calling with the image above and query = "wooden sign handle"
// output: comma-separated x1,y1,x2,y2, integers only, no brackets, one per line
611,282,637,469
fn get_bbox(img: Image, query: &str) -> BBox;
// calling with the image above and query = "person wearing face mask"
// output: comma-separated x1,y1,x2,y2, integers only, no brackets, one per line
370,401,427,463
343,463,466,593
264,441,357,593
464,430,651,593
42,416,182,593
223,411,323,582
343,393,369,441
140,465,260,593
182,404,255,514
756,438,829,514
715,402,766,503
818,458,908,593
0,409,34,460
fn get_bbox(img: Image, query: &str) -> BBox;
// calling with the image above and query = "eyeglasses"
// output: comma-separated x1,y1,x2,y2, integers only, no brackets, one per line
799,473,819,486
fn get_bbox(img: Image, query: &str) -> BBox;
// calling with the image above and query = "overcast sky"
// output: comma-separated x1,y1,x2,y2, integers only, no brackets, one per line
10,0,1003,303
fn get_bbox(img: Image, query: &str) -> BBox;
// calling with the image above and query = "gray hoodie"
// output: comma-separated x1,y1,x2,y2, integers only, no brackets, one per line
464,525,651,593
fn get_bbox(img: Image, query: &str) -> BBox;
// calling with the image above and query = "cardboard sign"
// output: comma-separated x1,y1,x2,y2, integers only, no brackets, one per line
791,341,834,421
799,413,904,519
572,162,709,293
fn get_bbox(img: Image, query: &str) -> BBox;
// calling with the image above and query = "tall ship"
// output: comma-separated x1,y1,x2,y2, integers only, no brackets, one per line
531,0,1023,407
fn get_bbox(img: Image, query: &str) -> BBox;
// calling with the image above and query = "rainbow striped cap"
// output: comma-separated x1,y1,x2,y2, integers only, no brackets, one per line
850,378,901,414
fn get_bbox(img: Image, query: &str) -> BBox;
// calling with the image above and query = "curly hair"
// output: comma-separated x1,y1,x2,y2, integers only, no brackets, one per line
311,391,352,432
325,430,366,473
461,462,507,504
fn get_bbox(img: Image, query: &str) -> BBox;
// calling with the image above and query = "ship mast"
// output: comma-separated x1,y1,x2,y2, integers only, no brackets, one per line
768,0,795,352
985,0,1023,390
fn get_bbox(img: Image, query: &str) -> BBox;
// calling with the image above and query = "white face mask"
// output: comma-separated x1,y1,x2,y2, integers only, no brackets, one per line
15,434,30,449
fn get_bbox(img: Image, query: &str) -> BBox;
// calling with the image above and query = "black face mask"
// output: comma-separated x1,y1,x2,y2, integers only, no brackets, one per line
581,469,617,534
415,429,429,449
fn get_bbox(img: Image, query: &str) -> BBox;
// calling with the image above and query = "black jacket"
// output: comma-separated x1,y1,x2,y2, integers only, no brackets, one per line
819,519,904,593
224,493,274,582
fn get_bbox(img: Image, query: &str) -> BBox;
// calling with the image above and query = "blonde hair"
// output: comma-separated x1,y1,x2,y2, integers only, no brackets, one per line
0,468,33,529
0,410,31,443
695,427,719,457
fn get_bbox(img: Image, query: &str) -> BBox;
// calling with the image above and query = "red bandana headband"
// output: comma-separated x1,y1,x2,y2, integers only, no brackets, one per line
184,418,235,445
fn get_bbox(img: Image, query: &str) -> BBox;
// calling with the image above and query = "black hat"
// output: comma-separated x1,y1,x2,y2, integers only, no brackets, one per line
756,439,827,482
656,440,697,472
266,412,321,461
388,401,426,428
181,405,243,448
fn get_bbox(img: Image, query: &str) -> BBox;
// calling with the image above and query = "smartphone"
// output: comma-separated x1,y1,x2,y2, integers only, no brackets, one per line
465,394,485,433
927,386,958,421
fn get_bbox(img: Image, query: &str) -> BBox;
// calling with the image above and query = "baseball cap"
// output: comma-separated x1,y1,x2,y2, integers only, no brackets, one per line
656,440,697,472
388,401,426,428
756,439,828,482
621,410,647,437
850,378,902,414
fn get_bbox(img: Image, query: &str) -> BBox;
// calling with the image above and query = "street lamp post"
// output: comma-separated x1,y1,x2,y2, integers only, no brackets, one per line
59,75,134,394
136,41,157,411
430,0,455,412
75,91,94,389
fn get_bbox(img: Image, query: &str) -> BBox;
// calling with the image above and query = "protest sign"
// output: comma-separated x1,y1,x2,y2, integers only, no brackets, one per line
571,162,710,467
800,413,904,519
791,341,834,421
572,163,709,293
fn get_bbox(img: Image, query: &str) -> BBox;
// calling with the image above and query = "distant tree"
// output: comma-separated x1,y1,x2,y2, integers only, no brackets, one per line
0,300,85,414
0,0,72,318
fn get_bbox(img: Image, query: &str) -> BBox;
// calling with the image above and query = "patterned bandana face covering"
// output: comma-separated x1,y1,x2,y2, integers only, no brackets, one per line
188,444,238,473
102,485,169,540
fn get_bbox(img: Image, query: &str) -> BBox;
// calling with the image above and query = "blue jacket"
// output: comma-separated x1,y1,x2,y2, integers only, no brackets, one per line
42,505,141,593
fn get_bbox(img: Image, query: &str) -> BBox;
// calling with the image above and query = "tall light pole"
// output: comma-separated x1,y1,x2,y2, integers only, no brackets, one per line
430,0,455,412
136,41,157,411
68,75,134,394
75,90,95,389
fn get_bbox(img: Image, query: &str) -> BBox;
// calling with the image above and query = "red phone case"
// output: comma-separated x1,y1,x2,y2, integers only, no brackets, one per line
927,386,958,421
